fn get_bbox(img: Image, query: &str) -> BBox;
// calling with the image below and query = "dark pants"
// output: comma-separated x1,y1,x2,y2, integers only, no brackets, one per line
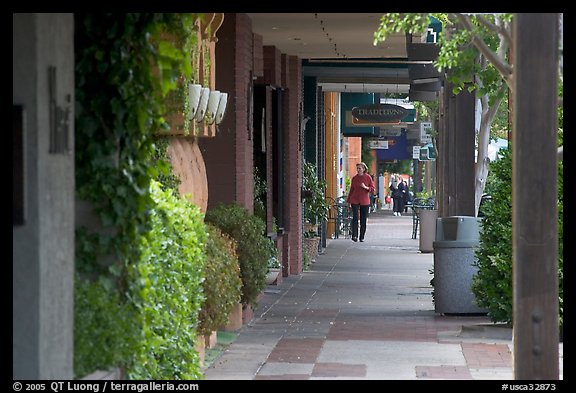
351,204,370,240
393,196,404,213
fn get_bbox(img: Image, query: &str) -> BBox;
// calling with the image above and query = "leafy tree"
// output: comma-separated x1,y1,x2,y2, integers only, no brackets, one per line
375,13,563,215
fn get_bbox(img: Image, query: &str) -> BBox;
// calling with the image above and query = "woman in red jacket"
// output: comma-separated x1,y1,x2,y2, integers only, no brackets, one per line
346,162,375,242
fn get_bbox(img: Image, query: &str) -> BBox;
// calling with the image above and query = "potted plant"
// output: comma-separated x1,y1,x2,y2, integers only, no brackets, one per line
266,256,281,285
302,162,330,233
302,162,330,263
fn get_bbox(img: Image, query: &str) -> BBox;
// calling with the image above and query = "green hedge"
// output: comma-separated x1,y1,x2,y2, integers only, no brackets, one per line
127,180,207,379
205,203,277,308
199,224,243,336
472,149,563,328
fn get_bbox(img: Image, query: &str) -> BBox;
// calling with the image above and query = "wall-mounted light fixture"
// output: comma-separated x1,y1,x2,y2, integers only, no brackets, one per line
206,90,222,125
215,92,228,125
194,87,210,122
188,84,203,120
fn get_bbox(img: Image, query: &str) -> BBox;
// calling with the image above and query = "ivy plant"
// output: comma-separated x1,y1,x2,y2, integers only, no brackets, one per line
73,274,136,379
74,13,208,379
127,180,207,380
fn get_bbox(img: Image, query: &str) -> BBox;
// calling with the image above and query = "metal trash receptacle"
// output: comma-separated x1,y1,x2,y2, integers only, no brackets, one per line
419,209,438,253
433,216,486,314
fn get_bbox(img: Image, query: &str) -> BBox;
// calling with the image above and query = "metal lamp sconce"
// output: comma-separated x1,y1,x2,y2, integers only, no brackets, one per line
215,92,228,125
187,84,203,120
205,90,222,125
189,84,229,126
194,87,211,122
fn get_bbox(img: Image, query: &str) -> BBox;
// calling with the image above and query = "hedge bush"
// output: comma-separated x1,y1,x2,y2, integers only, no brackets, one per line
205,203,277,308
472,151,514,323
127,180,207,379
472,149,563,328
198,224,243,337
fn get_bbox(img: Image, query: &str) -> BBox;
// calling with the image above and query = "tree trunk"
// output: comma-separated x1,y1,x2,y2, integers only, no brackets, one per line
473,90,504,215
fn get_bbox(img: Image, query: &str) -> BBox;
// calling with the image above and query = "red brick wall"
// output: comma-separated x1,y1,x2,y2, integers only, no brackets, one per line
284,55,303,274
201,14,303,275
253,33,263,78
258,46,282,86
263,85,274,235
234,13,254,211
281,54,290,88
199,13,254,212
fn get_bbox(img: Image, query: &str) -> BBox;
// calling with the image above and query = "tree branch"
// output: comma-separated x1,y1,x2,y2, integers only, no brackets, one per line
454,14,514,89
476,15,512,47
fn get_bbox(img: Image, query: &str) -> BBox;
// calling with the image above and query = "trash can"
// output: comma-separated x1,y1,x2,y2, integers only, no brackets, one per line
433,216,486,314
419,209,438,253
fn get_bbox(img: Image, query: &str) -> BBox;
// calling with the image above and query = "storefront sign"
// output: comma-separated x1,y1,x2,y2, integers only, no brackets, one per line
351,103,408,125
369,140,389,149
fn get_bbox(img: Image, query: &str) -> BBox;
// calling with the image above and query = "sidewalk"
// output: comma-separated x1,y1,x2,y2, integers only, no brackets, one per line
203,209,563,380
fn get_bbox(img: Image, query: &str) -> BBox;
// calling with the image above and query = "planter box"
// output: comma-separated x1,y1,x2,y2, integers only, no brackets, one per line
304,222,318,233
303,237,320,263
266,268,281,285
242,304,254,325
222,303,243,332
242,292,264,325
204,330,218,349
195,335,205,368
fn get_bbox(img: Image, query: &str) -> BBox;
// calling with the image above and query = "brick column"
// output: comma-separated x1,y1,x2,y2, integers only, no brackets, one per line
264,86,274,234
284,55,303,274
201,13,254,212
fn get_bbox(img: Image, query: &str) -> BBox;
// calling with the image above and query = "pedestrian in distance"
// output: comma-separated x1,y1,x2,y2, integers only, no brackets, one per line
389,174,398,213
404,184,412,213
392,175,406,216
347,162,375,242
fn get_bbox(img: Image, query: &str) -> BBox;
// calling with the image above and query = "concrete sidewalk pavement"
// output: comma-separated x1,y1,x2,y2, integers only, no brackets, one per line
203,209,563,380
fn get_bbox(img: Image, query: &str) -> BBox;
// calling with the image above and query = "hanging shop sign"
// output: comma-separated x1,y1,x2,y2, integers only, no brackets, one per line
351,103,408,125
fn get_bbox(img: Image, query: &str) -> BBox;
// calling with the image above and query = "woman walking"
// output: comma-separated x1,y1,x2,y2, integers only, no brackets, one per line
347,162,375,242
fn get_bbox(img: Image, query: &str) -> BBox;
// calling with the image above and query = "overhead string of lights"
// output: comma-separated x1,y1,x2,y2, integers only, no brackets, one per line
314,13,347,59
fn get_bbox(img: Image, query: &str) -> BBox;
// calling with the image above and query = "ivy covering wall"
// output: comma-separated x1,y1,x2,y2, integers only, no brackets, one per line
74,14,207,379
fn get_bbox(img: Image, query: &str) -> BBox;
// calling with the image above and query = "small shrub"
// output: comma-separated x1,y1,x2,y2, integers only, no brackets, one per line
198,224,243,337
205,203,277,308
